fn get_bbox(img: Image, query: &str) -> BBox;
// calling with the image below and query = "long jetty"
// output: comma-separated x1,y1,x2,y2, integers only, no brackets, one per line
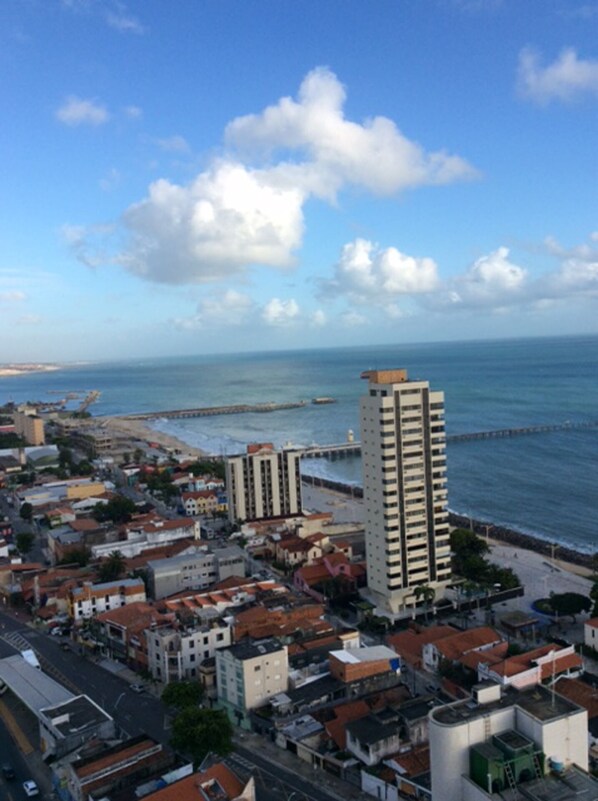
119,400,308,421
301,419,598,460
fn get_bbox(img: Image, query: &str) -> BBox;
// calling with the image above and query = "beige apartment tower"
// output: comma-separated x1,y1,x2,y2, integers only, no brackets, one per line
225,442,302,523
13,406,45,446
360,369,451,615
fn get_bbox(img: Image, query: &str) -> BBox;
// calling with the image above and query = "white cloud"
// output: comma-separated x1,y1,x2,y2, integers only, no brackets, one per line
68,67,475,285
117,162,306,283
56,96,109,126
541,234,598,296
310,309,327,327
341,310,367,327
518,47,598,104
156,135,191,153
106,10,145,34
62,223,115,268
439,247,527,308
323,238,439,305
261,298,300,326
0,290,26,303
226,67,477,200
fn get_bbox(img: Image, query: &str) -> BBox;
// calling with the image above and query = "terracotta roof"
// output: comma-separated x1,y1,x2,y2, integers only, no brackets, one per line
555,677,598,718
143,763,245,801
435,626,502,660
69,519,102,532
75,738,159,779
295,563,329,583
586,618,598,629
389,745,430,777
325,700,370,748
539,652,582,680
387,626,457,664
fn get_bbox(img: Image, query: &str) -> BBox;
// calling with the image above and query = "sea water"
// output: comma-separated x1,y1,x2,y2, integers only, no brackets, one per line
2,335,597,552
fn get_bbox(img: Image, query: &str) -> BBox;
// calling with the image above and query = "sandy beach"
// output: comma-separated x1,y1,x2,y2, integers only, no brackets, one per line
101,416,208,459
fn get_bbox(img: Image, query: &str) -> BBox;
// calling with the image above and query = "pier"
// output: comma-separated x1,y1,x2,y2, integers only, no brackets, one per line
118,400,308,421
300,419,598,460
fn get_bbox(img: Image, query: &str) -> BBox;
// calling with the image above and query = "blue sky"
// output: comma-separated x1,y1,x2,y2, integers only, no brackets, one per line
1,0,597,361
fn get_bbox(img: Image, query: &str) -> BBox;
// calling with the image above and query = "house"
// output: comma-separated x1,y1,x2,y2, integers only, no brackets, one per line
217,639,288,728
422,626,503,672
387,625,458,670
69,577,147,623
181,490,221,517
346,708,402,766
142,761,253,801
147,618,232,684
463,642,582,688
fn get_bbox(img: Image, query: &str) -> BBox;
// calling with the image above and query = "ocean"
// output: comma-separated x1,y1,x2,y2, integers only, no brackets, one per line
2,335,597,553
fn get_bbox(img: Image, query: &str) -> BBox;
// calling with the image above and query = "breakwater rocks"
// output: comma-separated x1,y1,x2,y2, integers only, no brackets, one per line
448,513,593,571
301,474,593,571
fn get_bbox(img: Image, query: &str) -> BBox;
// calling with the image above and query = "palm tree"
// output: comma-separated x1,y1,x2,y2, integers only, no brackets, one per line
414,584,436,623
99,550,126,582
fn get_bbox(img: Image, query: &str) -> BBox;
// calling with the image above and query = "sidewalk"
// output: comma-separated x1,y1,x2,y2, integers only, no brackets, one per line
237,731,371,801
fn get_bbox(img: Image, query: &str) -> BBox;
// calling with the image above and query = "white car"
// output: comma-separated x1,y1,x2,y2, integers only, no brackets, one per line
23,780,40,797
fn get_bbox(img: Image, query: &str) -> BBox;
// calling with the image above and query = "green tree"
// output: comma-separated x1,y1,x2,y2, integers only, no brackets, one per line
98,550,126,582
162,681,204,710
590,581,598,616
414,584,436,622
93,495,137,523
170,708,232,766
548,592,591,621
133,448,144,463
19,502,33,522
16,531,35,555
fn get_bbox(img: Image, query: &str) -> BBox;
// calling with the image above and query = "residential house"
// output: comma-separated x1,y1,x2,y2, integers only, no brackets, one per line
69,578,146,623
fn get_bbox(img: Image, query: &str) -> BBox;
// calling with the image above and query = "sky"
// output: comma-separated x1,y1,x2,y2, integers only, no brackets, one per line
0,0,597,362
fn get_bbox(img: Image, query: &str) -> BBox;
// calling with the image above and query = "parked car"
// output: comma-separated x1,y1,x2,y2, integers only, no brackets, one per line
1,763,15,780
130,683,145,693
23,780,40,797
50,627,62,637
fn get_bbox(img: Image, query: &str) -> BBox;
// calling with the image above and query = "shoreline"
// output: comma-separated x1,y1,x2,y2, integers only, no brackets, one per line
101,416,208,459
301,473,595,575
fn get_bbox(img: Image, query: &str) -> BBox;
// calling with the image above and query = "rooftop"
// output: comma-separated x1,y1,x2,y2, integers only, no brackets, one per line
226,639,285,661
39,695,112,738
431,684,584,727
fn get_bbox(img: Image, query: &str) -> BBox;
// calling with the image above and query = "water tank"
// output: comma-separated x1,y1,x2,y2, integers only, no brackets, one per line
347,429,354,443
549,757,564,774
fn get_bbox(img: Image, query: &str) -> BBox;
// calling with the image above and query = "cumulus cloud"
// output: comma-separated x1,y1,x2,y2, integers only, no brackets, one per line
56,96,109,126
67,67,476,285
172,291,253,331
261,298,300,326
540,233,598,297
518,47,598,104
323,238,439,307
436,247,527,309
310,309,327,327
118,162,306,283
0,290,26,303
226,67,477,200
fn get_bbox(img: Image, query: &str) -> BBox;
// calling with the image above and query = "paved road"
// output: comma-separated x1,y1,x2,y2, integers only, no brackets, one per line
231,742,352,801
0,717,38,801
0,610,169,743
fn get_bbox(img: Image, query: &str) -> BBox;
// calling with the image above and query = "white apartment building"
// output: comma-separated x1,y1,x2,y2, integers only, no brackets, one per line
217,639,288,728
146,619,232,683
429,682,591,801
225,443,302,523
360,369,451,615
69,578,146,622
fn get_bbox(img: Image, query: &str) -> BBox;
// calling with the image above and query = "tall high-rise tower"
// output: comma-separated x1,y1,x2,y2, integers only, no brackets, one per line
360,369,451,615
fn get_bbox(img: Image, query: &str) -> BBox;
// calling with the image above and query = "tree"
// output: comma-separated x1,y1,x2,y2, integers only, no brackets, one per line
170,708,232,766
19,502,33,522
98,550,126,582
93,495,137,523
162,681,204,710
133,448,144,463
414,584,436,622
549,591,591,621
16,531,35,555
590,581,598,616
